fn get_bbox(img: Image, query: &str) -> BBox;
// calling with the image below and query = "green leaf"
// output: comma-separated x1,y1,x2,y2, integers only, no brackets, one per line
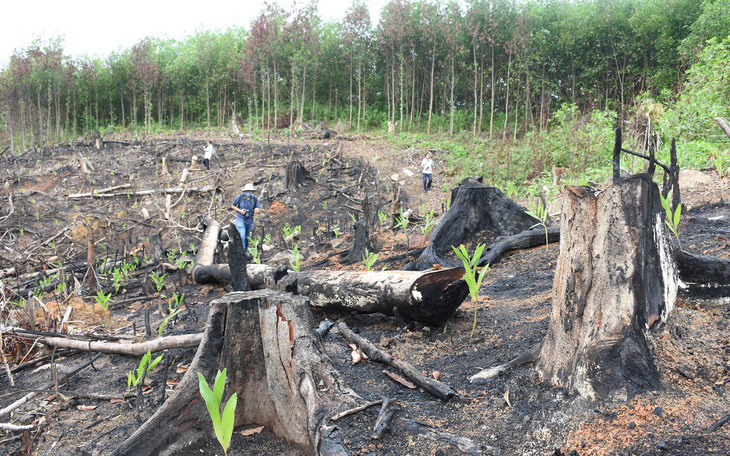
673,204,682,227
221,393,238,450
149,354,163,372
213,369,227,405
198,372,221,429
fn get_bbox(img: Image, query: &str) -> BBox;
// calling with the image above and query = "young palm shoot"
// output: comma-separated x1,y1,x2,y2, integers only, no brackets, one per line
362,248,379,271
419,210,436,237
122,350,163,419
290,244,301,272
660,191,682,250
452,244,490,338
198,369,237,456
525,200,549,252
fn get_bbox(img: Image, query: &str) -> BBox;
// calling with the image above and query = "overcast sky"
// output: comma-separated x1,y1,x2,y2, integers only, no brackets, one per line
1,0,387,67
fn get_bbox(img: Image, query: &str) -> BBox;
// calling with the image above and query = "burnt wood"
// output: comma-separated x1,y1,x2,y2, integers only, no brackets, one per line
406,178,538,271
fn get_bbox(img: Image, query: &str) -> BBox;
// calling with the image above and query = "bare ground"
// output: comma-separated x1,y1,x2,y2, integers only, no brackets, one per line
0,132,729,456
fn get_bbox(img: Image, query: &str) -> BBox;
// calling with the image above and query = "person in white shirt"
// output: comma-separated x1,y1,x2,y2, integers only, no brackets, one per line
203,140,214,170
421,152,433,192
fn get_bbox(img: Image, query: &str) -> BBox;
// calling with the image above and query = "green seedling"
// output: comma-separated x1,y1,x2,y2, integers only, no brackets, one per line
247,235,262,264
660,191,682,250
282,223,301,239
378,210,388,228
419,210,436,237
395,210,411,251
525,200,549,252
95,291,112,311
112,268,124,293
150,271,167,292
452,244,490,338
122,350,163,418
362,248,379,271
290,244,301,272
332,226,341,239
158,293,184,337
198,369,237,456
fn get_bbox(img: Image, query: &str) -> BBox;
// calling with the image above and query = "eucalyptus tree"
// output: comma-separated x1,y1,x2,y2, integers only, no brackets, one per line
344,0,372,130
130,39,159,134
249,4,288,131
418,0,443,135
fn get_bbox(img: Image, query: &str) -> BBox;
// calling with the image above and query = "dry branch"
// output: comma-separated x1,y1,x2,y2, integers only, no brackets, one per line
0,353,101,420
8,331,202,356
66,185,217,199
336,322,458,401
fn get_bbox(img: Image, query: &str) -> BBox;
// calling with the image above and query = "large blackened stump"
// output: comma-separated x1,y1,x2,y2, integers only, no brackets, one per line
286,160,314,189
113,290,358,456
406,177,539,271
535,176,679,400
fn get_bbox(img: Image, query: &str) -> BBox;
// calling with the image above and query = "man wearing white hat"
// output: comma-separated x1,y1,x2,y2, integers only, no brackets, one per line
231,184,261,250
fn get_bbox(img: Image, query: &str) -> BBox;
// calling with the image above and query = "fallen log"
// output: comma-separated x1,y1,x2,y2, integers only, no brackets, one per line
297,268,469,326
10,332,202,356
192,263,287,287
337,322,459,401
113,290,359,456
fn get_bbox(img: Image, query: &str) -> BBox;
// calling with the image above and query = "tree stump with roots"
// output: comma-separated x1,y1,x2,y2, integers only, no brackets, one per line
406,177,538,271
286,160,314,189
535,175,679,400
113,290,359,456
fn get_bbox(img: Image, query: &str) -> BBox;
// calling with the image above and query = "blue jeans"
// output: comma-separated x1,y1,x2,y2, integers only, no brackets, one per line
236,219,253,250
422,173,432,191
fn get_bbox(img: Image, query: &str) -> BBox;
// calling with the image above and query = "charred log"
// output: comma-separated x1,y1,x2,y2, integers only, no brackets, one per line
295,268,468,326
192,263,287,288
113,290,359,456
406,178,538,271
535,176,678,400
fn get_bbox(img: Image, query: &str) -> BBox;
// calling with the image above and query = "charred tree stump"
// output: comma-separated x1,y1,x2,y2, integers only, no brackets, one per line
535,176,678,400
406,178,539,271
343,219,373,264
286,160,314,189
113,289,359,456
228,222,251,292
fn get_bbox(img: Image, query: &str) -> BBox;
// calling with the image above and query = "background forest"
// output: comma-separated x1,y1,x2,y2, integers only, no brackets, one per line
1,0,729,193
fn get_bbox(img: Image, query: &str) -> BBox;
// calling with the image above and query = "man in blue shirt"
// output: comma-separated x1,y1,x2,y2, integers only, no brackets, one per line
231,184,261,250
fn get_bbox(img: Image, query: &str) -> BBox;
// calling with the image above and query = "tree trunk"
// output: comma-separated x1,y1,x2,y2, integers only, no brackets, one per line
406,178,539,271
342,219,373,264
295,267,468,326
535,177,678,400
112,290,358,456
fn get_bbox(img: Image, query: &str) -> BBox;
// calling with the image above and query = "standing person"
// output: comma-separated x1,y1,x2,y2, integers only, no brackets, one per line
421,152,433,192
231,184,261,250
203,140,214,170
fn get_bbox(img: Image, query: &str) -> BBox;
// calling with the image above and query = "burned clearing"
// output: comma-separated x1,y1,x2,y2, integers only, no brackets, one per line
1,133,730,456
